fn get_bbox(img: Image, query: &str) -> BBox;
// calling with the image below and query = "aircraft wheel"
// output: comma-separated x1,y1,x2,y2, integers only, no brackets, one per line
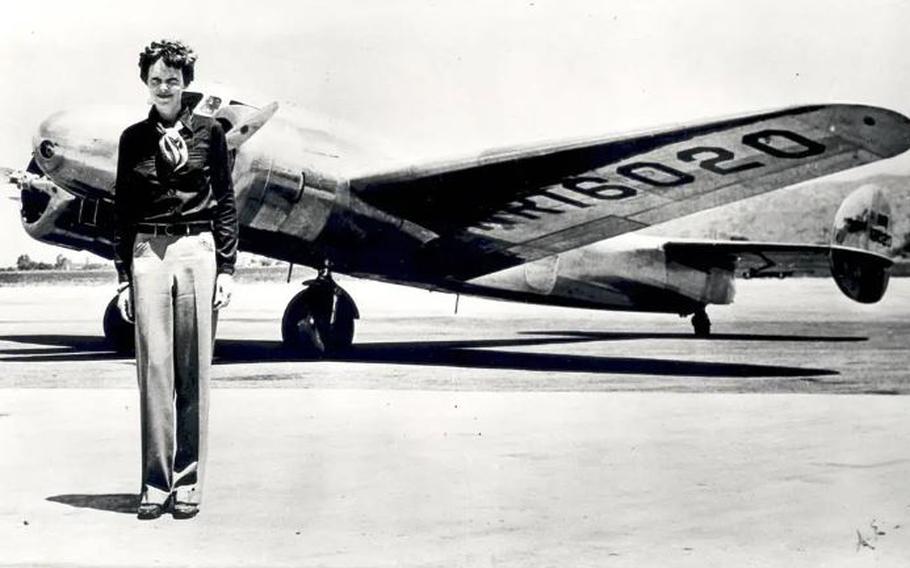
281,281,357,357
691,309,711,337
102,296,135,354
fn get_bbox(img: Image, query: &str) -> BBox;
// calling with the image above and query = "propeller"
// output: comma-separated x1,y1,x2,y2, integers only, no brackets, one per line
1,158,44,201
225,101,279,150
0,168,22,201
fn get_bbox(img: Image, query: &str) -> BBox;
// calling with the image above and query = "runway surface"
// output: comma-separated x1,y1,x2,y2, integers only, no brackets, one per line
1,278,908,566
0,277,906,393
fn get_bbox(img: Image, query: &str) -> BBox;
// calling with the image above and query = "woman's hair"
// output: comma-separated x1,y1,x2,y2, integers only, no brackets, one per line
138,39,197,85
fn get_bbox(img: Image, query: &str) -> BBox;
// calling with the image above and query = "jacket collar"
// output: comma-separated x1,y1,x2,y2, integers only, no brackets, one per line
147,102,195,136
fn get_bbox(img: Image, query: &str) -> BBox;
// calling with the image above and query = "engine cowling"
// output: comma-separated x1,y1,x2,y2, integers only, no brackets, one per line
829,184,893,303
16,166,115,258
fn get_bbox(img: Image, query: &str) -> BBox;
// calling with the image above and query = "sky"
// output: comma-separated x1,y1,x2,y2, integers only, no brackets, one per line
1,0,910,265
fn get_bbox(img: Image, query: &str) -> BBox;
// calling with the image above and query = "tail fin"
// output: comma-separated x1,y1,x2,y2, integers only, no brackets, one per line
829,184,893,303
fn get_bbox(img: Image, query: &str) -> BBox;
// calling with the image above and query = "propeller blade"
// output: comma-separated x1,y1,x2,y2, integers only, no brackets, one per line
1,160,41,200
0,168,21,201
225,101,279,150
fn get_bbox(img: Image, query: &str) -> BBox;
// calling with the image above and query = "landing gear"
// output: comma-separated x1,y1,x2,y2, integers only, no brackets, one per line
281,265,358,357
691,308,711,337
102,296,135,354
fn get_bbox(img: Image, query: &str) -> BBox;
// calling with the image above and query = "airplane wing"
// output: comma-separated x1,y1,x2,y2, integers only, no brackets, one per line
351,104,910,280
661,240,892,278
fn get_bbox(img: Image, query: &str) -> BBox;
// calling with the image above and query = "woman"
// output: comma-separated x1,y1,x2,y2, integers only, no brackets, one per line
113,39,239,520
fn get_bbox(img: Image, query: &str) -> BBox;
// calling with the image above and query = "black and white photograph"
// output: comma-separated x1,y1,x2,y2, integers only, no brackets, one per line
1,1,909,565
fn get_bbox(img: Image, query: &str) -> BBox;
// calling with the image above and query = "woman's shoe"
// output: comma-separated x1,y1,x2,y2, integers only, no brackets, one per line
136,502,165,520
171,501,199,519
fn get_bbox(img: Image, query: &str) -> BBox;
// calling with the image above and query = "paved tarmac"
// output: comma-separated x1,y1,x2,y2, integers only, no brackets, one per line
0,278,908,566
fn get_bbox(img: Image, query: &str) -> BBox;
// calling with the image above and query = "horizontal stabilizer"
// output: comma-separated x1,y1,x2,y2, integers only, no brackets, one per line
663,240,892,303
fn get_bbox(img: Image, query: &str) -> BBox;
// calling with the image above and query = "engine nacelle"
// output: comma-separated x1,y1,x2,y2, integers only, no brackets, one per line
829,184,893,303
228,109,341,261
466,234,734,313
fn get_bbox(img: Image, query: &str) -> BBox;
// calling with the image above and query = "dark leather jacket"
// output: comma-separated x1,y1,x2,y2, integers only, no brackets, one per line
113,102,238,283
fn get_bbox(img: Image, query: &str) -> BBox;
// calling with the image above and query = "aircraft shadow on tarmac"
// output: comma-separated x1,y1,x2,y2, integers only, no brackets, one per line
517,330,869,342
46,493,138,515
0,330,865,377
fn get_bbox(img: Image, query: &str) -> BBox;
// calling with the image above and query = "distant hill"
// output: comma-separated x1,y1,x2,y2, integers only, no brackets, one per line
642,174,910,258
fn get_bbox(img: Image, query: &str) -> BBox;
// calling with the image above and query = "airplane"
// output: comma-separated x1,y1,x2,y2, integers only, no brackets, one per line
2,87,907,356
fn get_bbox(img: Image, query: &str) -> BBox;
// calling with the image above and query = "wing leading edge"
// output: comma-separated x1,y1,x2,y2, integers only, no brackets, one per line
352,104,910,281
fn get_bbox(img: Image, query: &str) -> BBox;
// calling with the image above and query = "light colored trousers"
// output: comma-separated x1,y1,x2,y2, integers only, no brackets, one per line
132,231,217,506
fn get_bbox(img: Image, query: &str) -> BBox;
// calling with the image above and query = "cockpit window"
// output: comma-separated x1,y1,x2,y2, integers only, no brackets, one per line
204,95,223,115
181,91,257,132
193,95,224,117
185,92,253,119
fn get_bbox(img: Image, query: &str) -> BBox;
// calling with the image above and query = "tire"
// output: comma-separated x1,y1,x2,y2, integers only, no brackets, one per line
281,283,356,357
103,296,135,354
281,298,325,356
691,310,711,337
325,296,355,353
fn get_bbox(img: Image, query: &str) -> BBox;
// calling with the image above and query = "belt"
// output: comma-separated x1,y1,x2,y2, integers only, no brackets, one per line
136,221,212,236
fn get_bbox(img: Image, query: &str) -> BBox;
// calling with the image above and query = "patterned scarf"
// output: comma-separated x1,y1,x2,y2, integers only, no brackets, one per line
156,122,189,172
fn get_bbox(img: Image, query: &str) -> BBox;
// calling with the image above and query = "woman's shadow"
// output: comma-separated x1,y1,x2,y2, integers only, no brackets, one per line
46,493,138,514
